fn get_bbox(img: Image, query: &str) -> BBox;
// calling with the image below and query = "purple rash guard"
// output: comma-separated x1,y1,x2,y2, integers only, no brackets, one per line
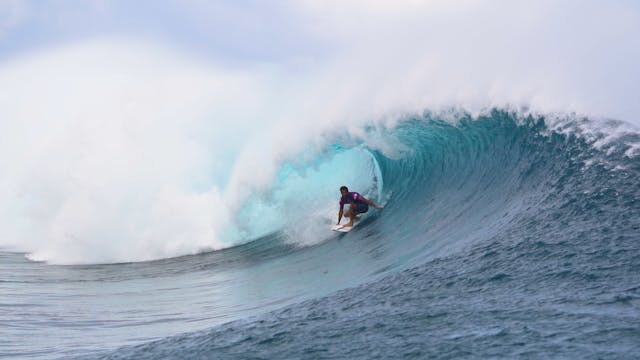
339,192,363,211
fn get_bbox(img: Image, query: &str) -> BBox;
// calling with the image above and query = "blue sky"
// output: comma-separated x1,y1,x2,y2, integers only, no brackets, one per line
0,1,325,63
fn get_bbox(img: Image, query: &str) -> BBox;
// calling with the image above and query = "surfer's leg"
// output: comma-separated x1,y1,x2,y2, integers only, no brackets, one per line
344,205,356,227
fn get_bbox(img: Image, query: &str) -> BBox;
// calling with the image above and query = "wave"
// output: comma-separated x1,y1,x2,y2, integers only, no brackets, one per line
4,108,639,359
1,34,639,265
2,106,638,266
65,109,640,359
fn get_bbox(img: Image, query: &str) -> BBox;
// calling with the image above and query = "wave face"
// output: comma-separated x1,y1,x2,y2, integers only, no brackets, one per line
2,110,639,359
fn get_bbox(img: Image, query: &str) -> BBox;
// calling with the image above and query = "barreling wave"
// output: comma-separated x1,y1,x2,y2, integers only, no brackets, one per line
5,108,640,360
262,109,639,272
77,109,640,359
8,107,637,268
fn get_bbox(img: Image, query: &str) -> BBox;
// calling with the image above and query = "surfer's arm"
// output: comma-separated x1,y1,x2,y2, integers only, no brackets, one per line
337,208,344,224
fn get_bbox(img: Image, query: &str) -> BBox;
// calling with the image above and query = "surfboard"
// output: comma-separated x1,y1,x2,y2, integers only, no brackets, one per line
332,224,356,233
332,215,364,233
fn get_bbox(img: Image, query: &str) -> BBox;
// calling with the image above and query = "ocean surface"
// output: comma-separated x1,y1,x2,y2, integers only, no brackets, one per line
1,110,639,359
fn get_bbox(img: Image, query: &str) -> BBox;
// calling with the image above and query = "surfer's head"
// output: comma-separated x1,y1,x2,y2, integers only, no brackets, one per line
340,186,349,196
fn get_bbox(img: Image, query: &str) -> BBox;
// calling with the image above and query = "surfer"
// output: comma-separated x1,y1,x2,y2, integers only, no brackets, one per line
337,186,383,228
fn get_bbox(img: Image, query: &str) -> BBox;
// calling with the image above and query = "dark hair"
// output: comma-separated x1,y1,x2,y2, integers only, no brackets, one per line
340,186,348,192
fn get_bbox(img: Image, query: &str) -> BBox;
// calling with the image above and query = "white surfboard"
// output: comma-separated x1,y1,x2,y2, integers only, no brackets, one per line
332,224,356,233
332,215,365,233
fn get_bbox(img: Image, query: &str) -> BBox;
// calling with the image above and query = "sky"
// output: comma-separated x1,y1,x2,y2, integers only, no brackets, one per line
2,1,640,120
0,1,639,264
0,1,321,63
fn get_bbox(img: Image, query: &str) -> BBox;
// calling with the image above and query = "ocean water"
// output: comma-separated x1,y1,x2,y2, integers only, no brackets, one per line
1,110,639,359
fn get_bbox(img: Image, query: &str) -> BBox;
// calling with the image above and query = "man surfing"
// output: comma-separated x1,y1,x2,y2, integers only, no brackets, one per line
337,186,383,228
